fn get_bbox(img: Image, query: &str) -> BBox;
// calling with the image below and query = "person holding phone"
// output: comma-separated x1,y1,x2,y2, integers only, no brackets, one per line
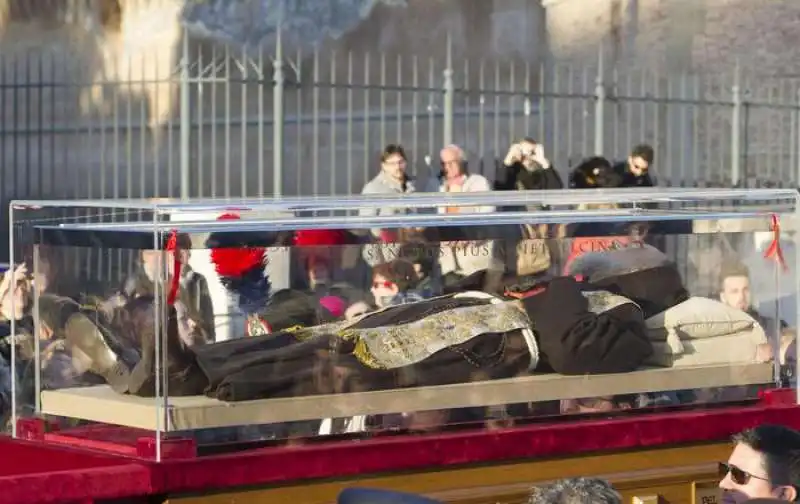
493,139,564,280
494,138,564,192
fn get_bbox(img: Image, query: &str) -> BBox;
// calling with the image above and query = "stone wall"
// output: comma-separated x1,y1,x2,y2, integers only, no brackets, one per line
0,0,551,261
0,0,548,202
4,0,797,213
544,0,800,75
542,0,800,185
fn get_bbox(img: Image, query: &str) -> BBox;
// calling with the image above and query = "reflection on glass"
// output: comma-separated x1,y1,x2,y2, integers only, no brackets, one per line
2,189,796,457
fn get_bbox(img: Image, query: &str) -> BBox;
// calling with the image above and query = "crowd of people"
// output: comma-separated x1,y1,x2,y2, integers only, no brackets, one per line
0,137,793,442
363,139,654,200
335,424,800,504
0,139,796,504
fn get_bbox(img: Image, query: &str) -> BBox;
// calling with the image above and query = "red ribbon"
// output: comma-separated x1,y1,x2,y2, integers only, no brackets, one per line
764,214,788,271
379,229,398,243
504,285,546,300
165,230,182,306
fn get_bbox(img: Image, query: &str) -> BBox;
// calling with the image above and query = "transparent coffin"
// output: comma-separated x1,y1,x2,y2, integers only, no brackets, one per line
5,188,799,460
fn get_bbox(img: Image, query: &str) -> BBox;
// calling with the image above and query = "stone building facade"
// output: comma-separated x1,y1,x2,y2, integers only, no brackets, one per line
0,0,797,221
544,0,800,75
543,0,800,186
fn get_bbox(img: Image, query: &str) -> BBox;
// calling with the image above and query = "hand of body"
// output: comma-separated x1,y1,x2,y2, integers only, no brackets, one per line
0,264,29,321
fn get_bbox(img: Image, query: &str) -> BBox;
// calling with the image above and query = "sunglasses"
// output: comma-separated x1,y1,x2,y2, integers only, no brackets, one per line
371,281,394,289
719,462,769,485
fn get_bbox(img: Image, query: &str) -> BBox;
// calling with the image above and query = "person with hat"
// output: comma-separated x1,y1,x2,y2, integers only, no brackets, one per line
206,215,354,337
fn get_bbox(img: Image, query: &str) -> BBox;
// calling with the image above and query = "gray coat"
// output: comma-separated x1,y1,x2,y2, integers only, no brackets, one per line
359,171,438,266
360,171,438,217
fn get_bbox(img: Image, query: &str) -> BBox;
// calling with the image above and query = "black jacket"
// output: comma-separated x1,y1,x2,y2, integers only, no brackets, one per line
589,265,689,319
519,276,652,375
494,161,564,191
612,161,655,188
193,294,533,401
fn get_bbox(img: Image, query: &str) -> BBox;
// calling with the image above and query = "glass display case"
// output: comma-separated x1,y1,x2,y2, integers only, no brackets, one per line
5,188,799,461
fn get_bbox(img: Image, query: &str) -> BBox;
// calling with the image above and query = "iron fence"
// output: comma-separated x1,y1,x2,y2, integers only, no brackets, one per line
3,32,800,260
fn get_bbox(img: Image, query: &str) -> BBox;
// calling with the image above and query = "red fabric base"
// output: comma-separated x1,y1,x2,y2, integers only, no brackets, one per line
148,401,800,493
0,437,150,504
3,390,800,503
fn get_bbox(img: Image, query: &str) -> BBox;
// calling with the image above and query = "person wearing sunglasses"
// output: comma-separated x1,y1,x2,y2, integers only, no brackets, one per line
611,143,655,188
370,260,426,309
719,424,800,503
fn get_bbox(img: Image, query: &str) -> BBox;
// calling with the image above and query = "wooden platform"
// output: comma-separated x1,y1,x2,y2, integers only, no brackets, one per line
162,444,731,504
38,363,772,432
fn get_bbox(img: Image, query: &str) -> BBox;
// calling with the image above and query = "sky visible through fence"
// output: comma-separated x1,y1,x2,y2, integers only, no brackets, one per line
3,32,800,262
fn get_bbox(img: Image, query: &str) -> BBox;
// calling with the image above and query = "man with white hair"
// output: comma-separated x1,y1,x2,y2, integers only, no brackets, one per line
437,144,495,278
439,144,492,207
527,478,621,504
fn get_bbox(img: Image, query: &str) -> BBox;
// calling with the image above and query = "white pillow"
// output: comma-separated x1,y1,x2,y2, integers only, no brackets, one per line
645,329,768,367
645,297,760,339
